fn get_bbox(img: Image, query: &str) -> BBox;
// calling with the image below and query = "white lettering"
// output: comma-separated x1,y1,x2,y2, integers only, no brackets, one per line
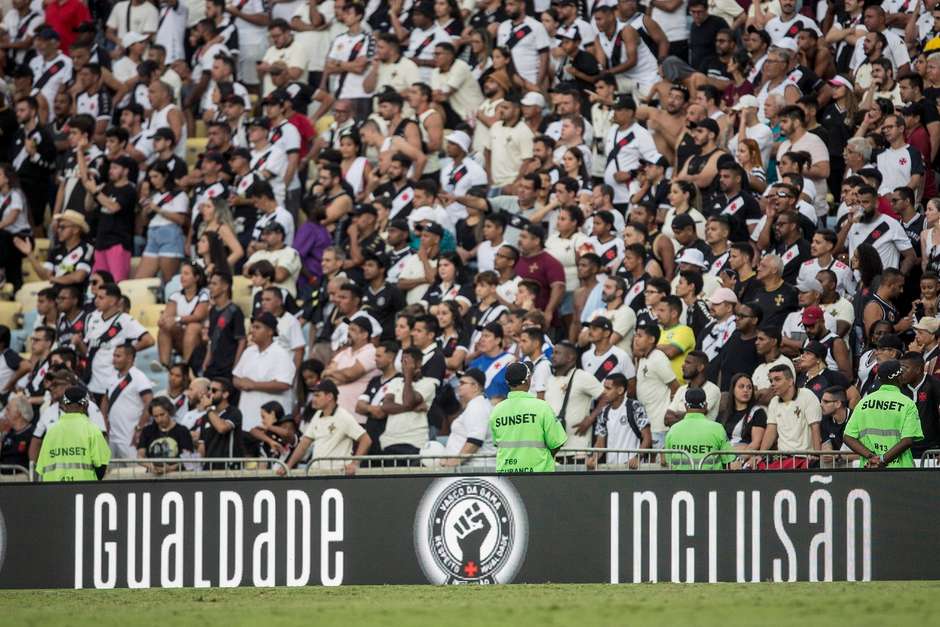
252,490,277,587
93,493,117,589
846,489,872,582
708,491,717,583
74,494,83,589
320,489,344,586
287,490,311,587
193,491,209,588
773,490,797,582
632,491,657,583
160,492,184,588
219,491,244,587
670,491,694,583
610,491,619,584
808,490,833,582
735,491,761,582
127,493,151,588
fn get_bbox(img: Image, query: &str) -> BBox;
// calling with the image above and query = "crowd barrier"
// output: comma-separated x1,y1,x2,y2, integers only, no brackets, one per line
107,458,290,479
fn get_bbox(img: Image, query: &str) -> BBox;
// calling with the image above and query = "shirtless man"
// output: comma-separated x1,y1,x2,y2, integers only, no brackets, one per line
637,83,690,169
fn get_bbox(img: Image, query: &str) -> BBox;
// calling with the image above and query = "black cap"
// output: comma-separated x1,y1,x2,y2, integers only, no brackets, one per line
230,147,252,160
423,222,444,238
264,90,289,105
247,116,271,130
802,341,828,359
312,379,339,397
694,118,720,136
36,27,60,41
63,385,88,407
460,368,486,389
504,362,531,387
877,334,904,352
671,213,696,230
878,359,904,383
261,220,286,235
388,218,410,233
684,388,707,410
112,155,136,171
353,203,378,216
588,316,613,331
152,127,177,143
612,94,637,110
252,312,280,335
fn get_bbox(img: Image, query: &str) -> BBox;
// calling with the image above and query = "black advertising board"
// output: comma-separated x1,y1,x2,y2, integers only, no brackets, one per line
0,470,936,589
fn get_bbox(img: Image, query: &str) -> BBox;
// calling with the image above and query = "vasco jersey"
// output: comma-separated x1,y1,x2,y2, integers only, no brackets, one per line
83,311,148,395
440,157,487,220
496,17,552,84
719,192,762,242
798,257,856,298
846,214,912,271
580,345,635,382
104,367,153,449
29,52,73,111
328,31,373,100
876,145,925,196
269,121,301,191
603,122,661,203
764,15,821,46
407,25,450,83
34,400,108,437
585,235,624,272
250,144,288,205
373,182,414,221
595,399,649,464
44,241,94,279
76,89,112,122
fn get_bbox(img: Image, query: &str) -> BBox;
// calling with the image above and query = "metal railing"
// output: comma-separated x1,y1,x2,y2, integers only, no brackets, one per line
918,449,940,467
307,453,498,475
0,464,31,482
106,457,290,479
698,450,862,470
555,448,696,471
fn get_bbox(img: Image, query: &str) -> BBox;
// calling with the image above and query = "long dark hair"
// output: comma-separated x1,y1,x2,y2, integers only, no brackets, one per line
438,300,466,336
718,372,756,431
202,231,230,275
854,243,883,288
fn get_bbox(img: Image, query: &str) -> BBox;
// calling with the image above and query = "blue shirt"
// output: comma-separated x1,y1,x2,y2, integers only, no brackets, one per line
469,351,515,399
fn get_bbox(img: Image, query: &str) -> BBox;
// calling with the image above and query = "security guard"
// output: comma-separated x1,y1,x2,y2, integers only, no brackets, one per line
36,386,111,482
663,389,731,470
489,362,567,472
844,360,923,468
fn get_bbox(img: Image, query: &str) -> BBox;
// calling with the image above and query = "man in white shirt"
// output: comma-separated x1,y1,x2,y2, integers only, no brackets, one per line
604,94,662,212
581,317,635,384
225,0,268,87
106,0,159,43
518,327,552,399
439,130,487,221
850,5,911,77
545,341,604,452
245,221,301,297
589,373,651,468
764,0,820,46
259,286,305,367
633,323,679,446
232,312,296,432
844,185,916,273
496,0,551,87
776,105,830,218
404,4,450,84
28,28,73,110
727,94,774,168
760,363,822,465
247,119,290,207
441,368,496,466
488,97,534,190
379,347,435,454
258,19,307,96
876,114,925,198
324,2,373,120
100,343,154,459
430,43,484,127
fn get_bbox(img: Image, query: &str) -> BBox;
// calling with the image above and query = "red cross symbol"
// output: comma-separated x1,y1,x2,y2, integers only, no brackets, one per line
899,158,908,165
464,561,479,577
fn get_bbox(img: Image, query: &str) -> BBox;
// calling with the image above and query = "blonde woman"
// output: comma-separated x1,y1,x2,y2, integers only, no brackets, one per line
735,138,767,193
195,197,244,270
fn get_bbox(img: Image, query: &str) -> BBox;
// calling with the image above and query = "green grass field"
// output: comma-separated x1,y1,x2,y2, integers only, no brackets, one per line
1,582,938,627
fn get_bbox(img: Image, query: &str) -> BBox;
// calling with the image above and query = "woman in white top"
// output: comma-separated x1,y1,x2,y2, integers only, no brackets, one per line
545,206,588,296
661,181,706,247
156,261,210,369
735,137,768,194
922,198,940,273
194,197,244,271
340,132,371,202
136,162,190,281
0,164,32,290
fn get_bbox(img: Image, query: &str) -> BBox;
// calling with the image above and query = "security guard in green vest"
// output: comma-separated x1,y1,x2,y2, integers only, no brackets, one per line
37,386,111,482
844,359,923,468
663,388,732,470
489,362,568,472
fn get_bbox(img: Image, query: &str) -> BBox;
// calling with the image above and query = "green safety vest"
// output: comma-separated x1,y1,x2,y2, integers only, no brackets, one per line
36,412,111,482
489,390,567,473
845,384,923,468
663,412,732,470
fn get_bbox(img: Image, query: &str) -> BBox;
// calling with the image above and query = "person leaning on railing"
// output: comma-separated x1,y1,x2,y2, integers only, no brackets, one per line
663,388,733,471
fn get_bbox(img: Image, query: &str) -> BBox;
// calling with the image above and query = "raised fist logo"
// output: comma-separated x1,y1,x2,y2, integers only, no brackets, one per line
454,502,491,578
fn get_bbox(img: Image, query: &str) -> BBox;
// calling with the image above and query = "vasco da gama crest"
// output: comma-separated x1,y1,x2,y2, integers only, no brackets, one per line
414,477,528,584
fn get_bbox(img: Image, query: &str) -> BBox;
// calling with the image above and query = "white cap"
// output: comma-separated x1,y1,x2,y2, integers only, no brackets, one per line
828,75,853,89
774,38,798,53
707,287,739,305
445,130,471,153
121,31,149,49
732,94,759,111
520,92,546,109
796,276,823,293
676,248,707,268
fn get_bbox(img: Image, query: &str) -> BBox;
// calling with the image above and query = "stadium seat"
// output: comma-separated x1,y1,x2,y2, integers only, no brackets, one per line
195,120,207,139
15,281,50,311
186,137,209,169
34,238,50,257
21,259,39,284
129,257,141,275
233,275,253,317
118,278,160,306
315,114,334,135
133,303,165,328
0,301,22,328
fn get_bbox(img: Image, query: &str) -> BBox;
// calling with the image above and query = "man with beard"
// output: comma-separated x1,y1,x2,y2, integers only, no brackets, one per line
376,89,422,153
843,185,916,273
11,96,55,234
580,275,637,358
714,161,761,243
798,229,855,299
674,118,725,200
371,153,415,223
496,0,550,89
862,268,913,340
637,83,690,168
603,95,662,214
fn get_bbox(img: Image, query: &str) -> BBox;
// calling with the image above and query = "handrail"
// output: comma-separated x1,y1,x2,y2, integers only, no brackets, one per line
0,464,31,481
107,457,290,478
698,449,862,470
555,448,697,470
306,453,498,475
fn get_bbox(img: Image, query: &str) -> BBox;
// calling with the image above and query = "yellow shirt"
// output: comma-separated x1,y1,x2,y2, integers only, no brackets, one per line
658,324,695,384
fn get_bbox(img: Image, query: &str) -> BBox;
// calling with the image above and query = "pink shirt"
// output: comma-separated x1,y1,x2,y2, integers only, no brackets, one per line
332,343,378,423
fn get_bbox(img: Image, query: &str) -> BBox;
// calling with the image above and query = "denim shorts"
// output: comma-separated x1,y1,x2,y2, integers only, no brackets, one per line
143,224,185,259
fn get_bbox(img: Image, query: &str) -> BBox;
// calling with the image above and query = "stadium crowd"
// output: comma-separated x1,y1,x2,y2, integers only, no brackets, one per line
1,0,940,475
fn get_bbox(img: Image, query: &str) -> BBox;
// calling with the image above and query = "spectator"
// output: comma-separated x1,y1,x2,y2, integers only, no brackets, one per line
753,254,798,327
156,262,210,370
633,323,679,446
379,347,435,457
323,317,379,423
0,395,33,470
17,210,93,287
101,343,154,459
196,377,244,465
244,221,302,301
580,317,634,384
468,321,515,401
440,368,496,466
663,388,732,470
760,363,823,465
665,350,721,424
233,312,296,442
899,351,940,457
588,373,651,470
202,271,246,379
719,372,767,453
137,396,193,474
653,295,696,383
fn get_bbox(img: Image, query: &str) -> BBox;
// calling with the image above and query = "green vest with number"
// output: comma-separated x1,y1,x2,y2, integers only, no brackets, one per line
37,412,111,482
489,391,568,473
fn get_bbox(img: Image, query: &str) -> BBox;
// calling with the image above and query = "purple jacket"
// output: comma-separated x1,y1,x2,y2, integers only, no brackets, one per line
292,222,332,284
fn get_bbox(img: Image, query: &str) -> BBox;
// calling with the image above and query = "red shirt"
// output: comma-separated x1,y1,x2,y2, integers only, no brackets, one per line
44,0,91,51
289,112,315,159
907,126,937,199
514,250,565,311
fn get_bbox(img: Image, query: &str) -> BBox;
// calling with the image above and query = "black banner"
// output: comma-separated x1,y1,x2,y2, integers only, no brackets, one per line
0,470,936,588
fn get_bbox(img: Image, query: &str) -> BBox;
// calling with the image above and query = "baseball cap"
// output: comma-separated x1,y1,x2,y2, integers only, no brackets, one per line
588,316,614,331
388,218,410,233
612,94,637,110
878,359,904,382
684,388,707,410
707,287,738,305
796,276,823,293
676,248,707,268
828,75,853,89
252,312,280,335
460,368,486,389
312,379,339,397
802,341,828,359
422,221,444,238
732,95,759,111
520,92,546,108
693,118,720,136
445,130,471,153
774,38,798,53
121,31,148,48
63,385,88,406
261,220,286,235
801,305,824,326
914,317,940,334
353,203,378,216
247,116,271,130
504,362,531,387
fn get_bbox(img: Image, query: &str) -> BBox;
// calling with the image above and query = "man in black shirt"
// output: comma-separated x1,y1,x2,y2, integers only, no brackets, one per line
411,314,446,385
355,341,401,456
771,210,811,284
819,386,850,453
797,341,853,401
198,377,244,469
555,28,600,115
11,95,56,235
715,162,761,242
708,300,762,391
343,204,385,278
202,272,246,378
900,351,940,457
361,253,404,341
753,254,799,328
89,155,137,282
